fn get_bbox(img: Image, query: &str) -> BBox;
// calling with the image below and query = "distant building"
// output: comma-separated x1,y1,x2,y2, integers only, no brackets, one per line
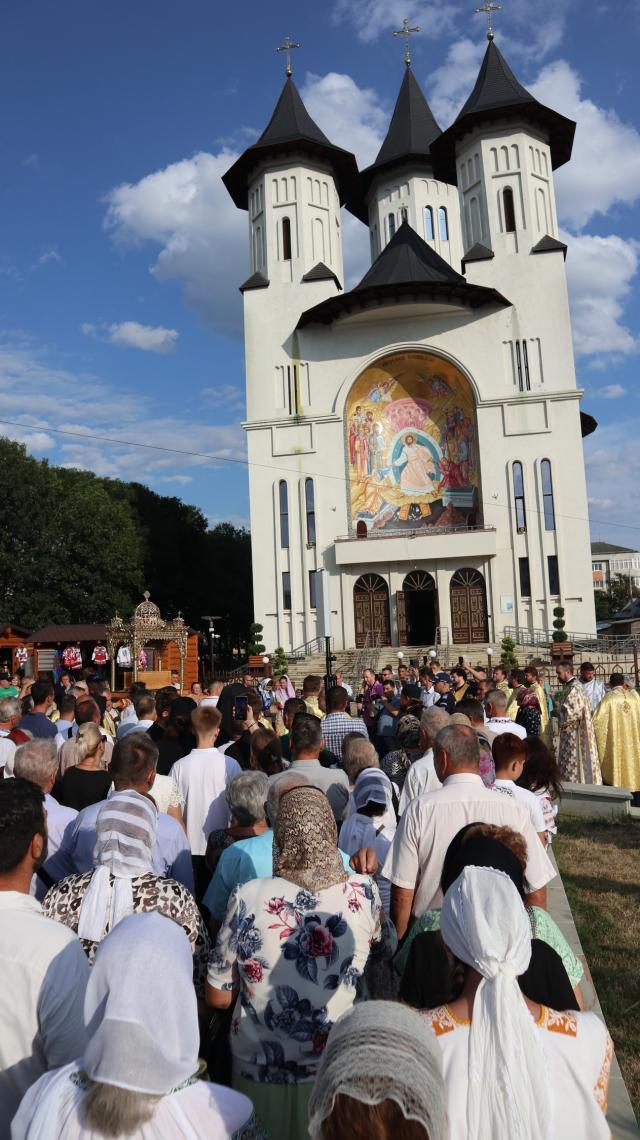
591,543,640,592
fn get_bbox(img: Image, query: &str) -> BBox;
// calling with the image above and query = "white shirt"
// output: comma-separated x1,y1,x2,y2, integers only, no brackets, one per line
486,716,526,739
420,686,436,708
35,796,79,901
493,778,546,833
54,721,76,751
0,736,17,776
170,748,242,855
117,718,155,740
398,748,442,814
0,892,89,1137
581,678,606,712
383,773,555,914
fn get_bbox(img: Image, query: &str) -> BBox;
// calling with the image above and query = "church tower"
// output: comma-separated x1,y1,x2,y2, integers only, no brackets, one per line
352,59,463,272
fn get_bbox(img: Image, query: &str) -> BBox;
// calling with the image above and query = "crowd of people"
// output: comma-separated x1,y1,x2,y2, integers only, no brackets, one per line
0,654,625,1138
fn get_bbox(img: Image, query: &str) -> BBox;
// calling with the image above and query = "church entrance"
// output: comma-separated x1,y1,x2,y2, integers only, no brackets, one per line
397,571,438,645
450,568,489,644
353,574,391,648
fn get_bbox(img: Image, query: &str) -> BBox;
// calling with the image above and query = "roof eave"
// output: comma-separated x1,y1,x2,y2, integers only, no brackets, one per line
223,140,359,210
431,106,576,185
297,281,511,328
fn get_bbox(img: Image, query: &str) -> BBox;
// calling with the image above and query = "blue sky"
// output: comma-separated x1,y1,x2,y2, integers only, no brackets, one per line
1,0,639,543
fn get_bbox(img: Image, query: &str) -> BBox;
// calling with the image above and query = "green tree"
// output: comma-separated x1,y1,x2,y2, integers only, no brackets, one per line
595,574,640,621
271,646,289,678
499,635,518,668
247,623,266,655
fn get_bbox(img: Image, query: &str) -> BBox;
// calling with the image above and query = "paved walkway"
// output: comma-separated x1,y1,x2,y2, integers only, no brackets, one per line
548,854,639,1138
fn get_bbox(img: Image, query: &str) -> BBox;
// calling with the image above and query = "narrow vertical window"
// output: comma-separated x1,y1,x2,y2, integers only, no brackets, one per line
282,571,292,611
309,570,318,609
438,206,449,241
519,556,531,597
522,340,531,390
541,460,555,531
282,217,292,260
279,481,289,549
400,206,408,224
305,478,316,544
513,462,526,532
388,213,396,239
424,205,434,241
515,341,523,391
503,187,516,233
548,555,560,595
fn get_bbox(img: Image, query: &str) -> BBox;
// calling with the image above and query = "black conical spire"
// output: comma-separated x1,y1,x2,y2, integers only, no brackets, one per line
223,77,358,210
431,40,575,184
350,69,442,221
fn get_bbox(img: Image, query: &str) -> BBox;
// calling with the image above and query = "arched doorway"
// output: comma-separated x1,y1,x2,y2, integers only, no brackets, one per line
354,574,391,648
397,571,438,645
450,568,489,644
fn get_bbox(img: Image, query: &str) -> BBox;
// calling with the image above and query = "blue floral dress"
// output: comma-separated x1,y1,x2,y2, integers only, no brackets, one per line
207,874,382,1084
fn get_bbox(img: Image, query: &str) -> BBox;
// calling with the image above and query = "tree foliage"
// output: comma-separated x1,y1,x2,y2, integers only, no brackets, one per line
0,438,253,646
594,575,640,621
499,635,518,668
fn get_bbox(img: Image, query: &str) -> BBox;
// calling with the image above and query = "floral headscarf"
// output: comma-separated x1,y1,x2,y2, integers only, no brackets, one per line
273,785,349,892
518,687,540,710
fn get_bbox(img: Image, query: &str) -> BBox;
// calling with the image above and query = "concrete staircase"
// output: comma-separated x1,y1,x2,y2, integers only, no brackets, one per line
285,644,504,690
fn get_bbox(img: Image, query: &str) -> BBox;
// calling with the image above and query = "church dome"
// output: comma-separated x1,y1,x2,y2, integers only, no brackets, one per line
430,40,576,185
223,77,359,209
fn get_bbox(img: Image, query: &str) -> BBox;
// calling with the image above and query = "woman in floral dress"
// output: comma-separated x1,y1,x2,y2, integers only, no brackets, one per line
206,785,382,1140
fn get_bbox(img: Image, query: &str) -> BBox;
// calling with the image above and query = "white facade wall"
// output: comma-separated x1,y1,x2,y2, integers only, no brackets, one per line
367,170,464,271
240,124,596,654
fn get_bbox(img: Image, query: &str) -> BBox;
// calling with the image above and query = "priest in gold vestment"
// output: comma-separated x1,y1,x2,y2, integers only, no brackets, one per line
593,674,640,791
556,661,602,784
522,666,553,748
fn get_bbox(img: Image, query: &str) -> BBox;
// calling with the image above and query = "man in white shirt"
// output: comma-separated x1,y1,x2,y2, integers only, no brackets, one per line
272,714,350,824
43,733,194,893
0,695,20,776
491,732,547,842
485,688,526,739
418,666,436,708
383,723,555,938
398,705,450,813
117,692,157,740
579,662,606,713
170,704,241,899
0,779,89,1136
12,739,78,899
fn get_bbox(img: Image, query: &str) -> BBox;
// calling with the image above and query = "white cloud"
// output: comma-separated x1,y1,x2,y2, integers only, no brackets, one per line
531,60,640,229
201,384,245,413
598,384,626,400
301,71,388,168
427,37,485,125
564,232,640,359
21,154,39,169
332,0,461,44
0,338,246,487
106,321,179,354
585,422,640,544
157,474,194,485
82,320,179,354
37,247,61,267
104,151,247,338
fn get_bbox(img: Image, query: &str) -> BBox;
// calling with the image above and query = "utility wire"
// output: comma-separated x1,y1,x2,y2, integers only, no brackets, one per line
0,415,634,536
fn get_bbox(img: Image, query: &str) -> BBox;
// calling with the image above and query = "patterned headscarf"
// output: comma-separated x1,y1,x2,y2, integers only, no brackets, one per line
273,785,349,891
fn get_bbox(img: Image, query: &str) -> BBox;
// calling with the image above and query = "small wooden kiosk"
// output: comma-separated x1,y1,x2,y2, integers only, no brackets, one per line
106,594,198,692
0,625,33,674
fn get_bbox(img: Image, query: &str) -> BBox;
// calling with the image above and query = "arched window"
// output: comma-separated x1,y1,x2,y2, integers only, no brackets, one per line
503,187,516,233
279,480,289,548
305,478,316,544
512,462,526,532
400,206,408,224
438,206,449,241
541,460,555,530
388,213,396,239
469,196,481,243
282,217,292,260
424,206,434,241
356,520,368,539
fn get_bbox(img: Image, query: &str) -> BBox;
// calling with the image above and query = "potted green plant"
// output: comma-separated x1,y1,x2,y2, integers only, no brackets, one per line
499,635,518,669
271,646,289,679
549,606,572,659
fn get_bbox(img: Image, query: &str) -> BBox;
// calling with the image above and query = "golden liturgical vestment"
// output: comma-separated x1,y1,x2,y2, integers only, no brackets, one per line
593,686,640,791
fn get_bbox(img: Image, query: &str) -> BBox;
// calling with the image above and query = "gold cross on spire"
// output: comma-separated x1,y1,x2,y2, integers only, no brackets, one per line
392,17,421,66
275,34,301,77
474,1,502,40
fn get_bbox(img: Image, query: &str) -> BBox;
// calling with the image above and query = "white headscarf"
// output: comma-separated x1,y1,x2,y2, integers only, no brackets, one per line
308,1000,446,1140
346,765,396,832
440,865,551,1140
340,769,396,855
77,791,157,942
13,913,201,1140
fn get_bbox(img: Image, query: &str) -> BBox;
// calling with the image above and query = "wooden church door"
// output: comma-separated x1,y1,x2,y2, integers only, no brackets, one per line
354,574,391,648
450,568,488,644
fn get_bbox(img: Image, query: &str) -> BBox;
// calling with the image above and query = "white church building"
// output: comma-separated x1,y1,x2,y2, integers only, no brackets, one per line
223,34,597,653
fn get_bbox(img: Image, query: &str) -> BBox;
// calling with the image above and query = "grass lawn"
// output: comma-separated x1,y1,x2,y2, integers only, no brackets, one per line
554,817,640,1120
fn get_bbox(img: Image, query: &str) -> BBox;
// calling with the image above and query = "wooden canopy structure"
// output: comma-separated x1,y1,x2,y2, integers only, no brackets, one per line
106,593,192,690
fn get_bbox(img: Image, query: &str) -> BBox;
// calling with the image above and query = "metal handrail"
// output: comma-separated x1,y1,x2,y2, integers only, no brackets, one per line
335,524,495,543
503,624,640,653
287,636,326,662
